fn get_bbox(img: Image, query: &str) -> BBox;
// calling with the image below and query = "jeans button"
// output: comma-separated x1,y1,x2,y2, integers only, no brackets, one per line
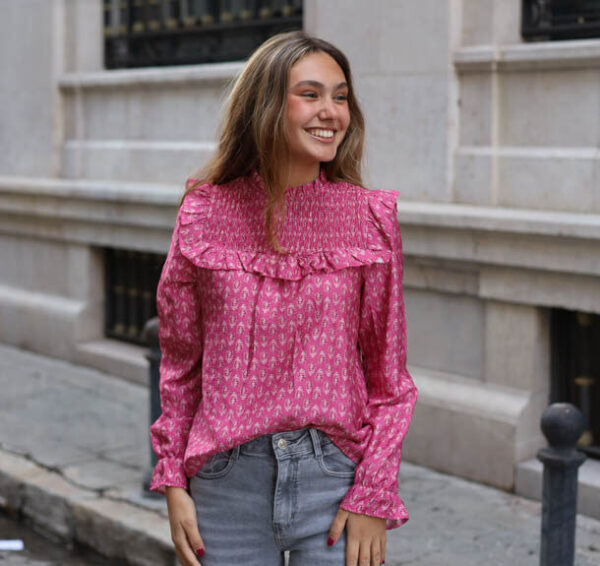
277,438,288,450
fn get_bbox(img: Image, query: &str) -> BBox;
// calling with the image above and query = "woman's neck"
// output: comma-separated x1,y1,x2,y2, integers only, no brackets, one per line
283,162,321,188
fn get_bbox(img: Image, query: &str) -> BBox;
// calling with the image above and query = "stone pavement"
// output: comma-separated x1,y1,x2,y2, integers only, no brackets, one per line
0,343,598,566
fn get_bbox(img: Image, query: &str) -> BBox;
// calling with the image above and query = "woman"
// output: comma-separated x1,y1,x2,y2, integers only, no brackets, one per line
150,30,418,566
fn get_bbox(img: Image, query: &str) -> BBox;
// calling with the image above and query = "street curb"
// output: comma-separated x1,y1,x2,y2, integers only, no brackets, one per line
0,449,175,566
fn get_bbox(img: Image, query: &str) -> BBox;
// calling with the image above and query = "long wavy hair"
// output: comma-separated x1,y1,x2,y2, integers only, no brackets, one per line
183,30,365,254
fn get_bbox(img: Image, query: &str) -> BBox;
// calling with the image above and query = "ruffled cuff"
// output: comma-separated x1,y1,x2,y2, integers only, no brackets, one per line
149,457,190,495
339,483,410,530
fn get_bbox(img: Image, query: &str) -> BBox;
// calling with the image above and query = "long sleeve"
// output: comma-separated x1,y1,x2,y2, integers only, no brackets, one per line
338,195,418,530
149,209,204,495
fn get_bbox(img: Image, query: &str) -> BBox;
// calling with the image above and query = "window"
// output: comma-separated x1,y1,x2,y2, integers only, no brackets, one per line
551,308,600,459
104,0,303,69
522,0,600,41
104,248,166,345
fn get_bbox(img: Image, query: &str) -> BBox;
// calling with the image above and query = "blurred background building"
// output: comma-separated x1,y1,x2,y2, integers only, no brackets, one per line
0,0,598,517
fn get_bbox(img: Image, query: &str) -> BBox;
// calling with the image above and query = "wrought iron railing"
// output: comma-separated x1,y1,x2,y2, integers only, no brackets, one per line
104,0,303,69
104,248,166,345
522,0,600,40
550,308,599,459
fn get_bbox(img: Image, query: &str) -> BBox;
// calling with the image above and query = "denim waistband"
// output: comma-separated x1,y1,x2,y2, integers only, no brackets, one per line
238,427,331,460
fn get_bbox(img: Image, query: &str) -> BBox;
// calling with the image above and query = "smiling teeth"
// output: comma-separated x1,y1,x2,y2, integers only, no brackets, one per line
307,129,334,139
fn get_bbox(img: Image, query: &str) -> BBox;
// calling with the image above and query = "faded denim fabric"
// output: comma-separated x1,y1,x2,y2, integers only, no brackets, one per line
190,427,358,565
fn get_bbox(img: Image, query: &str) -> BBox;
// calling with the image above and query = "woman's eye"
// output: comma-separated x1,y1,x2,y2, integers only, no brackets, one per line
335,95,348,101
301,92,318,98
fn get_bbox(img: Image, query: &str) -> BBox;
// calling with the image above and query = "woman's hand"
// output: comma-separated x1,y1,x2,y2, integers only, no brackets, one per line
328,508,386,565
165,486,206,566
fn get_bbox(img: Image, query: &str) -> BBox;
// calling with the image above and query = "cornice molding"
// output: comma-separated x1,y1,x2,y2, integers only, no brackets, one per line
454,39,600,72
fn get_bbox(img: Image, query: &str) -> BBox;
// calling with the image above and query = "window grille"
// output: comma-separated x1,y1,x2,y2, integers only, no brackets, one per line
522,0,600,40
551,308,600,459
104,248,166,345
104,0,303,69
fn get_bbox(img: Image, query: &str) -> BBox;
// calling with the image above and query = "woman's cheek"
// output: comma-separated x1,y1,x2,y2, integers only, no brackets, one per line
286,95,307,123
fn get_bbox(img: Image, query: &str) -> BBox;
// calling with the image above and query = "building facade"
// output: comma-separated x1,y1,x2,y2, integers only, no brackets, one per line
0,0,598,517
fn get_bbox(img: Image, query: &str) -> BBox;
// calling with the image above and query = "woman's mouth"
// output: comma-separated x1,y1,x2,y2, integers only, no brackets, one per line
304,128,336,142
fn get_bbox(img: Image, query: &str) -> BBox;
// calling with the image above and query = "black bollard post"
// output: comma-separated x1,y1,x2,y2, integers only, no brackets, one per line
537,403,587,566
142,316,162,497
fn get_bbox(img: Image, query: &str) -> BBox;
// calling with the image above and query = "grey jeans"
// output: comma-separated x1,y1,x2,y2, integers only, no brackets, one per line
189,427,358,565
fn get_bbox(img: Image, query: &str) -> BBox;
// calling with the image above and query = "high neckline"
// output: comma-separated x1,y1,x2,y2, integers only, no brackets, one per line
250,168,327,191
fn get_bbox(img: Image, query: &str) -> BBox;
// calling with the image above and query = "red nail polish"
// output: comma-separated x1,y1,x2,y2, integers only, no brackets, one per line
196,547,205,557
327,536,335,546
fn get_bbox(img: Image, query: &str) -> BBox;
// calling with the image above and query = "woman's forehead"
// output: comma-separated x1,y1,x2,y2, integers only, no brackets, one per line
289,52,347,84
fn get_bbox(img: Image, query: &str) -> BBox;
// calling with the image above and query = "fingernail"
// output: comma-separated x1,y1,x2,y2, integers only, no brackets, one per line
196,547,205,557
327,536,335,546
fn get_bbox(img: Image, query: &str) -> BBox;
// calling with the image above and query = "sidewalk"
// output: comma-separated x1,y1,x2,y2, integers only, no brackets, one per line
0,343,598,566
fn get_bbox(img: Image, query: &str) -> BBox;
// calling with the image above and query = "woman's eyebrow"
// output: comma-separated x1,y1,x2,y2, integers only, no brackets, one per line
292,80,348,89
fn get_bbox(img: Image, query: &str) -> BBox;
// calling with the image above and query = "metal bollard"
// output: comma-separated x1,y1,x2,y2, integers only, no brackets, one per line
142,316,162,497
537,403,587,566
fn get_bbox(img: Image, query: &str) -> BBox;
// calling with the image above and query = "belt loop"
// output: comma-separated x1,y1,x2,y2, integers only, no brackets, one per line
308,428,323,458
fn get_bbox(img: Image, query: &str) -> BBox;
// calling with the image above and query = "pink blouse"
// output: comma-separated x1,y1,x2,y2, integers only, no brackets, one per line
149,169,418,530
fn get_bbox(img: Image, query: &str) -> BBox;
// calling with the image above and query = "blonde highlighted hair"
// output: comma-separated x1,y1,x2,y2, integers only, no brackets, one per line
183,30,365,254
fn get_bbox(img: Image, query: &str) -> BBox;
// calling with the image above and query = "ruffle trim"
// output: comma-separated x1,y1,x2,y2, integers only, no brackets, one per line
149,457,189,495
177,178,398,281
339,484,410,531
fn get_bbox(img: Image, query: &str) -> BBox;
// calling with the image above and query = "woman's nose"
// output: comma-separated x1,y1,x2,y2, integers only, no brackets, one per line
317,96,337,119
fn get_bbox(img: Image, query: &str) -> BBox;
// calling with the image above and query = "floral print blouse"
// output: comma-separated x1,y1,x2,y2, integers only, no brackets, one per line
149,169,418,530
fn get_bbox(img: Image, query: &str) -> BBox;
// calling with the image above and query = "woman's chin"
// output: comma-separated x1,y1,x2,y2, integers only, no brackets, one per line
310,149,338,163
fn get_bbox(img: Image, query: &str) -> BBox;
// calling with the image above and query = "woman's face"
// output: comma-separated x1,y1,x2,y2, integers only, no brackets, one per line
285,51,351,169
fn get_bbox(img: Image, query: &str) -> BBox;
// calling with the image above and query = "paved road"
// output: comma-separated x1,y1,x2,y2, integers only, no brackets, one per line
0,511,105,565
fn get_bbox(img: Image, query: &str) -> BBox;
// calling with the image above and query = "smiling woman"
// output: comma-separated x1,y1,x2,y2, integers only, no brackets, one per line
150,30,417,566
285,53,351,183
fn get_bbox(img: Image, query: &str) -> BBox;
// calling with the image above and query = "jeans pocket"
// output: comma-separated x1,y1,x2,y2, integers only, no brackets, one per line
317,442,357,479
196,448,237,479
